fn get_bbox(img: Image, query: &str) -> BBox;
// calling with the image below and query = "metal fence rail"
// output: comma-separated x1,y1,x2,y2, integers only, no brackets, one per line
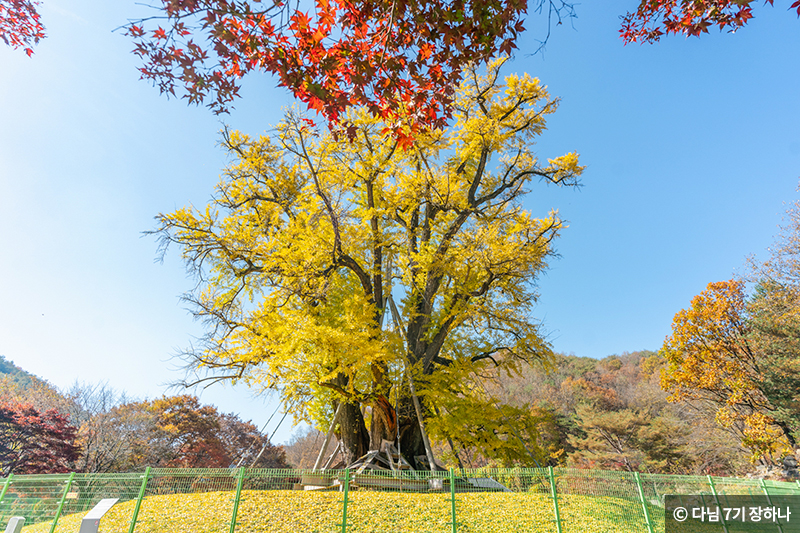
0,467,798,532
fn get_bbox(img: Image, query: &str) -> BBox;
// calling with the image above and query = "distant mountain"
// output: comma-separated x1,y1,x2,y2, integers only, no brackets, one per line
0,355,73,417
0,355,43,389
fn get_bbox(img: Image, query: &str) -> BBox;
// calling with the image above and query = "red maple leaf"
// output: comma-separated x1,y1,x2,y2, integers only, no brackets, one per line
0,0,46,55
620,0,793,44
125,0,575,144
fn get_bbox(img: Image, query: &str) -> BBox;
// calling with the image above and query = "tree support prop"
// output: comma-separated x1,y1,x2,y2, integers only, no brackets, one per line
313,403,343,471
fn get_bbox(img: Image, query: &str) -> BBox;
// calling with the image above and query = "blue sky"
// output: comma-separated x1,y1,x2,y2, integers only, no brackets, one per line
0,0,798,443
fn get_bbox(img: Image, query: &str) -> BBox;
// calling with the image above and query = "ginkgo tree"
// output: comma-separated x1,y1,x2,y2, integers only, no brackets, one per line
154,58,583,467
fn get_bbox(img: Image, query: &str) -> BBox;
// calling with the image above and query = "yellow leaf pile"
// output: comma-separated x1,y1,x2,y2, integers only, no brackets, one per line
19,489,661,533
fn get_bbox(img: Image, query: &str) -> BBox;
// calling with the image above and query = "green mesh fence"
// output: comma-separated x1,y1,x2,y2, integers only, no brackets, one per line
0,467,798,532
0,473,72,527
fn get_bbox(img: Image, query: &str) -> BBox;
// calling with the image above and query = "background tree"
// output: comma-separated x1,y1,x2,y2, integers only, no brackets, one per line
151,394,230,467
0,402,79,475
0,356,76,416
746,195,800,450
0,355,45,388
283,427,333,469
126,0,576,142
0,363,138,473
559,356,691,473
0,356,288,471
154,58,583,467
746,281,800,448
621,0,800,44
219,412,288,468
89,400,175,471
487,350,748,474
65,382,134,473
568,405,649,472
147,395,289,468
79,400,162,472
661,279,796,461
0,373,153,473
0,0,44,55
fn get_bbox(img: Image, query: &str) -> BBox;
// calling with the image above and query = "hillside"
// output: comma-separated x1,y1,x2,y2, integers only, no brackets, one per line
467,350,754,475
0,355,43,389
0,355,80,422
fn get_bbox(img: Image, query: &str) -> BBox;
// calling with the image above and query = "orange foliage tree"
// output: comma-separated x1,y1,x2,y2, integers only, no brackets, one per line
150,395,288,468
661,279,795,461
151,395,230,467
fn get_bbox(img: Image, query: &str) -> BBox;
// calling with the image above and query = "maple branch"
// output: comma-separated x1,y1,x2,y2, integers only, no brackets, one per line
375,0,397,76
528,0,578,55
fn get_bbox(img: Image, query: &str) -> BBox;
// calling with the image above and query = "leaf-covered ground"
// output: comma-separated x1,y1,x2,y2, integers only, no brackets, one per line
19,489,662,533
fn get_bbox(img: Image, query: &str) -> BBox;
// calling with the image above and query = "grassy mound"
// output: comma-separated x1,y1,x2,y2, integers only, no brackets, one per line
20,490,661,533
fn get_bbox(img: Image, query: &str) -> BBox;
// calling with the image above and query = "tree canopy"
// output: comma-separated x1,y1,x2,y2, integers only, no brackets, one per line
71,394,288,471
621,0,800,44
126,0,576,143
0,402,79,476
147,394,287,468
0,0,44,56
661,278,800,462
746,194,800,453
154,58,583,466
0,371,288,472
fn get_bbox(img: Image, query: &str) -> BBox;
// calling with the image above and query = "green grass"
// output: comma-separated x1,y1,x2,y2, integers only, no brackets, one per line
19,490,665,533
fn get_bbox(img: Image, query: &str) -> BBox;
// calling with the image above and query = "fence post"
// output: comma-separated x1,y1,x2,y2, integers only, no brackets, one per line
760,478,771,497
339,468,351,533
707,475,730,533
449,467,458,533
548,466,562,533
760,479,786,533
0,474,13,507
49,472,76,533
228,467,246,533
634,472,655,533
127,466,151,533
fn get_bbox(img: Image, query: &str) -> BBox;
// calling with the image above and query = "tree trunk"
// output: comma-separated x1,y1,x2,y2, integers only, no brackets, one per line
337,395,428,468
369,395,396,450
336,400,370,465
398,423,427,467
396,395,427,468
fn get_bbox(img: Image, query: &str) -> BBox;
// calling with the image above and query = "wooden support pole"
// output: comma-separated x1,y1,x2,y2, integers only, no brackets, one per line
313,403,343,471
387,295,437,471
405,363,437,471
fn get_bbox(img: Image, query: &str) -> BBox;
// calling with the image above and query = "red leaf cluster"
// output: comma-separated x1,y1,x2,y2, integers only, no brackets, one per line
0,402,79,476
126,0,529,139
620,0,799,44
0,0,45,56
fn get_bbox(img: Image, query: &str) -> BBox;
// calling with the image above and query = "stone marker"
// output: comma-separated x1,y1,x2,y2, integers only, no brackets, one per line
78,498,119,533
3,517,24,533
